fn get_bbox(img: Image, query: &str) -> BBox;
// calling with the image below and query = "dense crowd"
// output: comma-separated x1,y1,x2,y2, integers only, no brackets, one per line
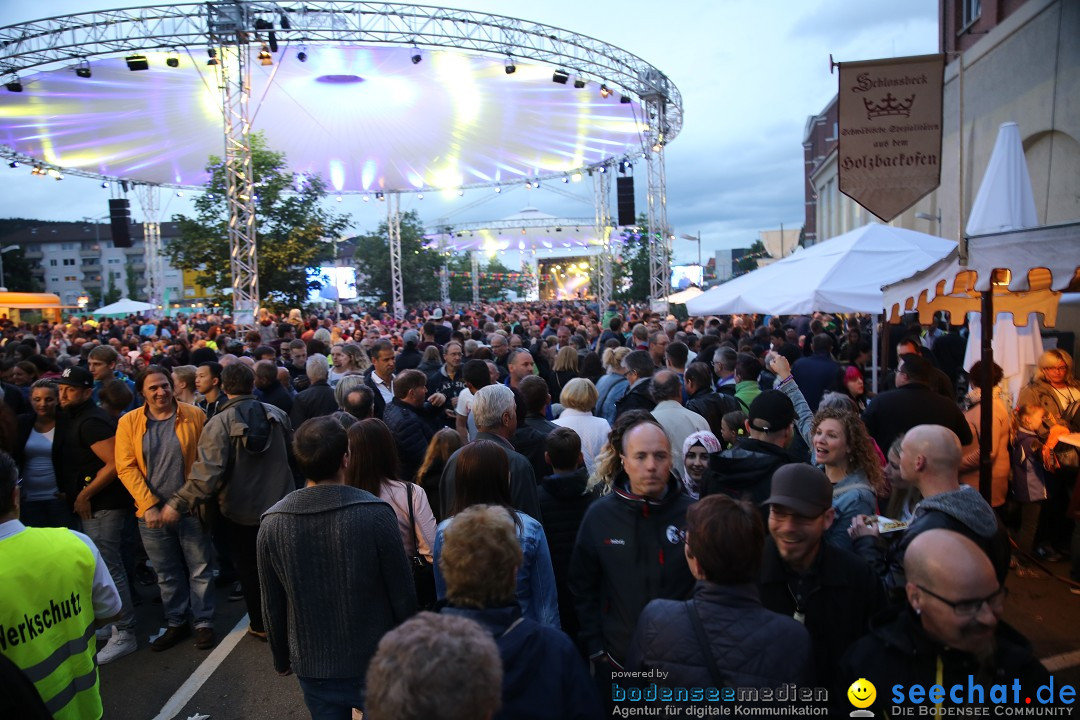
1,301,1078,719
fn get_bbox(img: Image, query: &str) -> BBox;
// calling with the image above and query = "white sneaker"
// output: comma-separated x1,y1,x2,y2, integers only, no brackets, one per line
96,624,115,642
96,630,137,665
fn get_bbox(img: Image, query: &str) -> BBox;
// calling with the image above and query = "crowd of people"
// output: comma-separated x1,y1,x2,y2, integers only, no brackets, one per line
1,300,1078,719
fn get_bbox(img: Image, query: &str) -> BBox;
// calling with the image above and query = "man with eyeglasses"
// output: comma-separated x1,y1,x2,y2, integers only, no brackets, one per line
758,464,883,689
836,529,1050,715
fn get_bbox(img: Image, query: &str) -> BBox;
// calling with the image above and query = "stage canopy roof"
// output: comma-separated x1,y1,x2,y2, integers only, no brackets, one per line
425,207,603,255
0,4,682,194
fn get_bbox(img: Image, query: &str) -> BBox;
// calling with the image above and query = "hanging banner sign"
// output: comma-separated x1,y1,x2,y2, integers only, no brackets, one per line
838,53,945,222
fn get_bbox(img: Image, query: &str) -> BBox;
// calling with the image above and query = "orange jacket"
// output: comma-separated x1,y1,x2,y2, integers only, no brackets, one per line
115,402,206,517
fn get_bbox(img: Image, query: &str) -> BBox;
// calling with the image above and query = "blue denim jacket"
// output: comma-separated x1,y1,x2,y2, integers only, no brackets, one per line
825,469,877,553
434,510,561,629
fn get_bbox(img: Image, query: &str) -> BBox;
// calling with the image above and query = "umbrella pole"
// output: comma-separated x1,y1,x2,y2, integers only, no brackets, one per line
979,288,994,503
871,314,880,394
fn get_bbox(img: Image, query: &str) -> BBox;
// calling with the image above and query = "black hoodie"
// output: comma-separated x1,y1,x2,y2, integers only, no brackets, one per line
703,437,803,512
539,468,595,639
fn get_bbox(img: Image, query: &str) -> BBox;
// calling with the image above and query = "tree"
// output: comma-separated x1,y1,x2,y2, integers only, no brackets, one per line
735,240,766,275
606,213,652,303
0,246,41,293
165,133,350,310
352,210,442,304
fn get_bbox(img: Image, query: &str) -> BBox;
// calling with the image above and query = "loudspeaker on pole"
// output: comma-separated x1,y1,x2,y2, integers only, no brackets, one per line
616,176,635,227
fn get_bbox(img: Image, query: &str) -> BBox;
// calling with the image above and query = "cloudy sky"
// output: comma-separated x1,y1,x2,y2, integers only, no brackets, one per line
1,0,938,263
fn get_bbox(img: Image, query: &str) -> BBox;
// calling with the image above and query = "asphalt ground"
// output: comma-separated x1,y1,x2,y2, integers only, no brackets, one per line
97,558,1080,719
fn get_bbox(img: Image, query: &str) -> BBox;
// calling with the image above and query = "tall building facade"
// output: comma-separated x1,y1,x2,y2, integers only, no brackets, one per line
804,0,1077,244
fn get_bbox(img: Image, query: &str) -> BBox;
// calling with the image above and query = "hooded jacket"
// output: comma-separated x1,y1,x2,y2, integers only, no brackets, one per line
703,438,803,510
860,485,1012,593
169,394,294,525
568,473,695,665
538,468,595,638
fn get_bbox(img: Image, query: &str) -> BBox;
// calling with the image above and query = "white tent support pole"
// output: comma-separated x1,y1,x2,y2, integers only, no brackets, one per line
871,314,880,394
387,192,404,320
644,93,671,312
438,229,450,306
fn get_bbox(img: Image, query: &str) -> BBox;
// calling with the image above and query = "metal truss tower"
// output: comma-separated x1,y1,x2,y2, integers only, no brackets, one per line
643,93,672,311
132,184,166,310
471,252,481,306
207,3,260,328
594,168,614,310
387,192,405,319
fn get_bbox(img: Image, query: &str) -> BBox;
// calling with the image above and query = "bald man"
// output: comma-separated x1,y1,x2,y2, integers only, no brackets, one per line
850,425,1010,595
835,530,1050,715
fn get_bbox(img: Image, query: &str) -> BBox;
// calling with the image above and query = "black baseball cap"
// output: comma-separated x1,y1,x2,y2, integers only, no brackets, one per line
762,464,833,517
55,366,94,389
747,390,794,433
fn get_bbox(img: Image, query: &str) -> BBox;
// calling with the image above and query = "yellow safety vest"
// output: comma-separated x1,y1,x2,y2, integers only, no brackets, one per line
0,527,102,720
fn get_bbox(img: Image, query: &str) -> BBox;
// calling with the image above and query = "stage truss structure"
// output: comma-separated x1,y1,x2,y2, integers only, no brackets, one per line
0,2,682,318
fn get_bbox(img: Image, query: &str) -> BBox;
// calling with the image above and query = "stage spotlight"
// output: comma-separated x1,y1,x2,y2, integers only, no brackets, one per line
75,63,92,78
562,175,569,183
411,47,422,65
5,79,23,92
573,78,586,89
571,172,582,183
552,69,569,84
599,84,611,98
505,58,516,75
297,50,307,62
375,192,385,201
166,56,179,68
176,191,184,197
207,48,219,66
336,196,342,202
620,95,631,104
417,192,424,199
126,55,149,71
258,45,272,66
533,180,540,189
495,187,502,194
597,165,606,173
100,181,108,188
8,161,19,169
363,195,370,202
457,189,464,196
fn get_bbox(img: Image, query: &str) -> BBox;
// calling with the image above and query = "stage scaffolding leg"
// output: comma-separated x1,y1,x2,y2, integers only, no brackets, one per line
387,193,405,320
439,232,450,306
594,168,613,310
133,185,165,313
216,35,258,329
471,252,480,306
644,94,671,313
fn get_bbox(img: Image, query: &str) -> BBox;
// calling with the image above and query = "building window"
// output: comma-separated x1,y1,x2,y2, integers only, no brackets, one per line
63,258,76,266
49,259,58,266
64,275,77,282
962,0,981,28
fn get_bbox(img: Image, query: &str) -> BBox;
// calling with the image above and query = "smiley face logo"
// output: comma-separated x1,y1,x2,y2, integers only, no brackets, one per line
847,678,876,712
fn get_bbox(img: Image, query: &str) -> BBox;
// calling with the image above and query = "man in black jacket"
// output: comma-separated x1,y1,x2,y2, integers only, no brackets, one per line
290,354,337,429
862,353,972,452
703,390,801,512
382,370,438,484
759,464,884,688
537,427,594,643
835,530,1050,716
614,350,656,418
684,362,741,439
569,418,694,695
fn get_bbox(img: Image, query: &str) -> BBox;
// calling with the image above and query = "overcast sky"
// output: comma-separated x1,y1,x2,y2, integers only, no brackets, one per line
1,0,938,263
